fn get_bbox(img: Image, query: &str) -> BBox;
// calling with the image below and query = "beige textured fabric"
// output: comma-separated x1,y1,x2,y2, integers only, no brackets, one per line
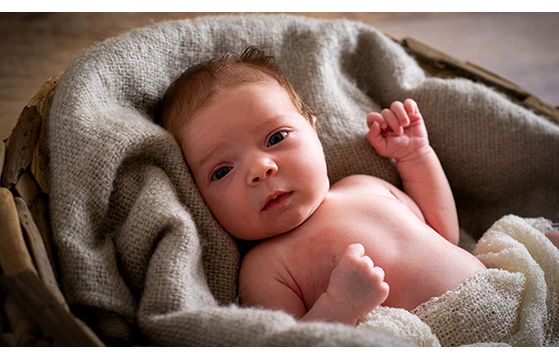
358,307,441,347
413,269,525,346
48,15,559,345
473,216,559,346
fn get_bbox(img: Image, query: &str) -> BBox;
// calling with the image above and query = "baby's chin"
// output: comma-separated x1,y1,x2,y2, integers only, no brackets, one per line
230,203,322,241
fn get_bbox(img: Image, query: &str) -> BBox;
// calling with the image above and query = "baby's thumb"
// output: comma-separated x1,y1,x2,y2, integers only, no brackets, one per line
367,122,384,147
344,243,366,258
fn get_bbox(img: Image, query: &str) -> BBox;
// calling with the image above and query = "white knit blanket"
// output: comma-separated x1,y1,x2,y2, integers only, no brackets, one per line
47,15,559,345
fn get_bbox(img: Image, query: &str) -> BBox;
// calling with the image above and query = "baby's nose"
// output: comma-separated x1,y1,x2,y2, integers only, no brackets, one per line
248,160,278,185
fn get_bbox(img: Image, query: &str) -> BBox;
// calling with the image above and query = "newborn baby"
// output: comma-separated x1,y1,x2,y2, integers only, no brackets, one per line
159,47,486,325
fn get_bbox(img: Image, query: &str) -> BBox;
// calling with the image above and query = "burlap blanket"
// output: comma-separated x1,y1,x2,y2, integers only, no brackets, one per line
48,15,559,345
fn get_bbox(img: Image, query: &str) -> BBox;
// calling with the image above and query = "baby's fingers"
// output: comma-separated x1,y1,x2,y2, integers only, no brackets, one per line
367,112,384,128
367,121,387,151
390,101,410,128
344,243,366,258
382,109,403,135
404,99,421,123
372,265,385,280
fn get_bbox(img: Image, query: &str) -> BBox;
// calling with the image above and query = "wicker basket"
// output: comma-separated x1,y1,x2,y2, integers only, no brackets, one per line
0,36,557,346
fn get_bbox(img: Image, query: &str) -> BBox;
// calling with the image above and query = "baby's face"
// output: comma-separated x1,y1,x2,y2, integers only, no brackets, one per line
177,80,330,240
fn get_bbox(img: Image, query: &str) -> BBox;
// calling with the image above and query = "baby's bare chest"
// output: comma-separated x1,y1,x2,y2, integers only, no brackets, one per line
276,188,435,308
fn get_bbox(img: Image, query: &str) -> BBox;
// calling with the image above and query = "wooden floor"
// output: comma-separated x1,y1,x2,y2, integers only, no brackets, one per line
1,12,558,140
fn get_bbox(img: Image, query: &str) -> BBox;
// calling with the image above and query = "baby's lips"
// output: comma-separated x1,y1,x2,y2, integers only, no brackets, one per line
261,190,293,211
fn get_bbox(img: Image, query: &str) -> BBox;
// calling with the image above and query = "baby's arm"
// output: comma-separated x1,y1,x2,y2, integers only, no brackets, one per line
367,99,459,245
240,244,389,326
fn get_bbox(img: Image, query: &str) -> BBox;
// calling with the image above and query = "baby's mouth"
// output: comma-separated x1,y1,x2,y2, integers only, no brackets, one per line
261,191,293,211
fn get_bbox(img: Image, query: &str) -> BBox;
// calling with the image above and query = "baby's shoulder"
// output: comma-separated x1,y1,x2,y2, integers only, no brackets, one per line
239,235,302,302
240,235,291,276
331,174,393,194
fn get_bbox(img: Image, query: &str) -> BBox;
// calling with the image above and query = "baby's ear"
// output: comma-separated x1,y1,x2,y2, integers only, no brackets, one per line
311,115,318,128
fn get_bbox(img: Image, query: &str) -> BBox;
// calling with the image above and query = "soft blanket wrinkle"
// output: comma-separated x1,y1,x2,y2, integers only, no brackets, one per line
48,15,559,345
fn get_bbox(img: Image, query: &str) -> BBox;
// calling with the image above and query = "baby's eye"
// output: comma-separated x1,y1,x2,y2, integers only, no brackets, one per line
267,131,288,147
211,166,232,181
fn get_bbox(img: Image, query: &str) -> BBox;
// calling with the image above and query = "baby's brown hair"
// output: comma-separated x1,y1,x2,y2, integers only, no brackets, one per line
158,46,315,135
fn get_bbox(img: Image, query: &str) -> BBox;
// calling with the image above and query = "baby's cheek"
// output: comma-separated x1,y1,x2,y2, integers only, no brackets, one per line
205,192,241,226
297,152,329,186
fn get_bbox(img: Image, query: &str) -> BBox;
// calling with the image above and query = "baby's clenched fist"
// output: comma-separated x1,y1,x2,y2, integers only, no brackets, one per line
325,243,390,323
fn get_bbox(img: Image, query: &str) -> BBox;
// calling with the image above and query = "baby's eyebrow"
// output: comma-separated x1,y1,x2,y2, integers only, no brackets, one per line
196,144,221,169
262,114,293,128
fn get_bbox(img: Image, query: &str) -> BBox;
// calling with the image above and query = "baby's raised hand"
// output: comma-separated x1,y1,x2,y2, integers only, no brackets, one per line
325,243,389,322
366,99,429,162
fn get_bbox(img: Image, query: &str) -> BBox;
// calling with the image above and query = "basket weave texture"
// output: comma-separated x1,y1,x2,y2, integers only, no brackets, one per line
0,75,103,346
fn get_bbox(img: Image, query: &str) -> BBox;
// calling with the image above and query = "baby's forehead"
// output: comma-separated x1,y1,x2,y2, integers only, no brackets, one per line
171,74,305,147
190,78,287,115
